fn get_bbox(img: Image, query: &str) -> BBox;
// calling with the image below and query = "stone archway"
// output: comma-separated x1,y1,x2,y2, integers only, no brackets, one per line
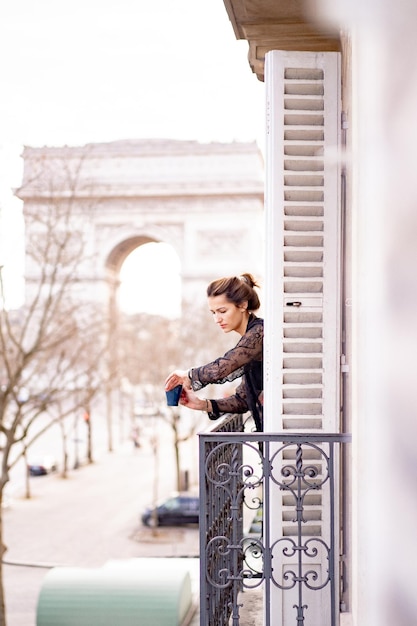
18,139,265,315
106,235,156,274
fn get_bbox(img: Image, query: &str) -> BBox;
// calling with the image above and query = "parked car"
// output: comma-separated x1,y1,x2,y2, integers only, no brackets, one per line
27,455,58,476
141,492,199,527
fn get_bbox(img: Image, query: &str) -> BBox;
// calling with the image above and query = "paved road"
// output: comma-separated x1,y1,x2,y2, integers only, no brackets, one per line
2,441,200,626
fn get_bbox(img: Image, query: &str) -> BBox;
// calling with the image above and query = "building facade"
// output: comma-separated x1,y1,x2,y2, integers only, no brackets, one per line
221,1,417,625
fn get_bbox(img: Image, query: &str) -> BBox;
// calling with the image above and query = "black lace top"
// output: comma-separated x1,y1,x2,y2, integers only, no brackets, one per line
189,314,264,431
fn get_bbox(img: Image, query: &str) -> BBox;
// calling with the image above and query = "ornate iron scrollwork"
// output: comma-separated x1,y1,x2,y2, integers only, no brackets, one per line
200,423,350,626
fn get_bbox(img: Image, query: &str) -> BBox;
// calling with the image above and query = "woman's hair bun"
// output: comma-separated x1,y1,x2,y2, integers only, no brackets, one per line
240,273,259,289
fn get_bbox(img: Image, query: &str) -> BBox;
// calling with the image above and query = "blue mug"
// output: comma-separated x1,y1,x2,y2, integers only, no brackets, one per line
166,385,182,406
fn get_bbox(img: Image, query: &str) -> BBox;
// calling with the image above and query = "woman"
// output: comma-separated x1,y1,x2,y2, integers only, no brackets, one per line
164,273,263,431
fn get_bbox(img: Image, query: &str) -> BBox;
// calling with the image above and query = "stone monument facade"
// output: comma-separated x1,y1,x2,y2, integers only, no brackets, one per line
17,139,265,313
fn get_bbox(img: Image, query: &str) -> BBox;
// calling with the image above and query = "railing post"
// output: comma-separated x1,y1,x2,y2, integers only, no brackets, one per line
199,429,207,626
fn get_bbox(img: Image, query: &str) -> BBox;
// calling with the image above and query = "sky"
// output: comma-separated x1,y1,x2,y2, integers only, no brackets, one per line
0,0,265,314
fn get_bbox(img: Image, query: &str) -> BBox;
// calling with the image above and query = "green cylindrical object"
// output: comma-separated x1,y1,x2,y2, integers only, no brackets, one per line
36,558,193,626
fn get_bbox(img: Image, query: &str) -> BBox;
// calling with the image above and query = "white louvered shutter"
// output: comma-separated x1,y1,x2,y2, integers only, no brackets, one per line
264,50,342,625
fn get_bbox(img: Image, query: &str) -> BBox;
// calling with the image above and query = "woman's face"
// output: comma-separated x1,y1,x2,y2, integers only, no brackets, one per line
208,294,249,336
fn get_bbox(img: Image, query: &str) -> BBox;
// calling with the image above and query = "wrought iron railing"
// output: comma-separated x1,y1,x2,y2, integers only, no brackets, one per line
198,416,351,626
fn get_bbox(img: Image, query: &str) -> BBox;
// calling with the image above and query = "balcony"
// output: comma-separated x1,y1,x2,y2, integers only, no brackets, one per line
198,414,351,626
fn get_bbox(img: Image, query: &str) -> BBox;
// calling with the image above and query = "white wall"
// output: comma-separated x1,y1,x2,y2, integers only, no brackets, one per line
317,2,417,625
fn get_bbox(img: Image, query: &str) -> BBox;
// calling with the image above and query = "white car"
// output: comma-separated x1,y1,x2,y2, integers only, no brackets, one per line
27,455,58,476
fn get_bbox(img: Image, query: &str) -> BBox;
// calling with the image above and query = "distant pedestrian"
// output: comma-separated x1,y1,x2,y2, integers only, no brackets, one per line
131,426,140,448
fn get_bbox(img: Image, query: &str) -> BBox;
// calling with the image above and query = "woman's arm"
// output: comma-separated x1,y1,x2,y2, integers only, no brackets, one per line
180,381,249,417
165,318,263,392
190,320,263,390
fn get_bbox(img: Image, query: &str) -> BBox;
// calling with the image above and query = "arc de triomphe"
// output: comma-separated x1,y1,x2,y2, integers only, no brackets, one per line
18,139,264,312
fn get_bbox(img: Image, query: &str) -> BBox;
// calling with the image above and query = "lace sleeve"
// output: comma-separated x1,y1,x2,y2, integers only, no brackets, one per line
190,319,263,391
207,380,248,419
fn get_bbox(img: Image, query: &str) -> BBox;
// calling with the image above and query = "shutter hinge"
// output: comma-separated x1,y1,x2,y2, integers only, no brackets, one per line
340,354,349,373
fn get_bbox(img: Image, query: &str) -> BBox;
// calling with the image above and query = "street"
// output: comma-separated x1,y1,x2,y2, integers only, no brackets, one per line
2,434,200,626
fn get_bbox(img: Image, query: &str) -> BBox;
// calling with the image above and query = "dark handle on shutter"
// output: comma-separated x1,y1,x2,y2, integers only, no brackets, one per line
286,301,302,307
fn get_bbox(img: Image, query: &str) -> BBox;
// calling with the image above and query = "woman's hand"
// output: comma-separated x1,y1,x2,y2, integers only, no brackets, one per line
165,369,191,391
179,387,206,411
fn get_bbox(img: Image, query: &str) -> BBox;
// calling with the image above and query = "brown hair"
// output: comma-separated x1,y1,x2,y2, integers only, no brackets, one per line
207,273,261,311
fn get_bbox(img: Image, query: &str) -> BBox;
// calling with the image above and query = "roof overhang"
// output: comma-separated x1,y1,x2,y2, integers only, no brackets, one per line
223,0,341,81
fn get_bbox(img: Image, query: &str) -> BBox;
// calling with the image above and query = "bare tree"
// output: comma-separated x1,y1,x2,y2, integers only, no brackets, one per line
0,153,106,626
